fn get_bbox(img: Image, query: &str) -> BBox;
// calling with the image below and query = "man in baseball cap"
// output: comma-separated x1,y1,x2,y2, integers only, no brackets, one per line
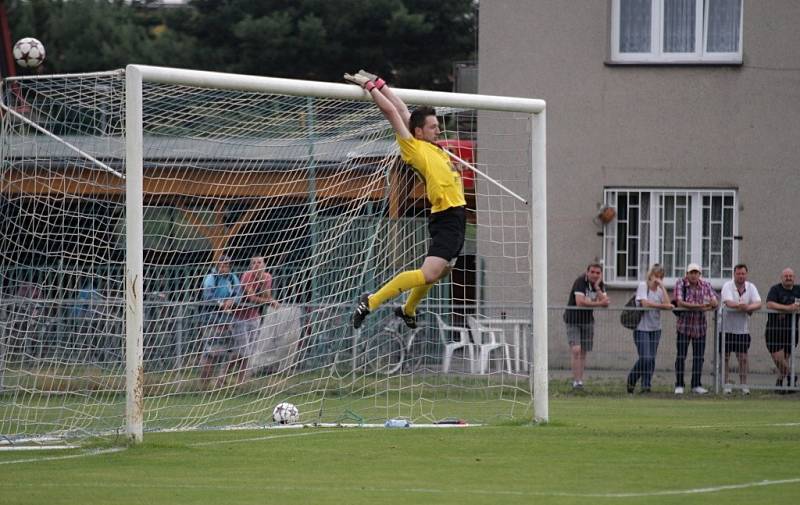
673,263,718,395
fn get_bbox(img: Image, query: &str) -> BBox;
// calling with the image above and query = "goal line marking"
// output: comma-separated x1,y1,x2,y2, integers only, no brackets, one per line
0,447,126,466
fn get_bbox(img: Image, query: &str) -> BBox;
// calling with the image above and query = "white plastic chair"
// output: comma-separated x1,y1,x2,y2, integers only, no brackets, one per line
431,313,475,373
467,316,512,374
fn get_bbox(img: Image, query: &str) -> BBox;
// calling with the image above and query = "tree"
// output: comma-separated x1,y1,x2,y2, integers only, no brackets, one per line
8,0,159,72
7,0,477,90
177,0,477,89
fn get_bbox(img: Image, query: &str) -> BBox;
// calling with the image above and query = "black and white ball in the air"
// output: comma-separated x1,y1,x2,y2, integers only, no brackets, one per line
13,37,46,68
272,402,299,424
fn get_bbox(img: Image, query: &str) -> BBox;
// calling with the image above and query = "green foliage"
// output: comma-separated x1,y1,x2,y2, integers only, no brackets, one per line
6,0,477,89
8,0,150,72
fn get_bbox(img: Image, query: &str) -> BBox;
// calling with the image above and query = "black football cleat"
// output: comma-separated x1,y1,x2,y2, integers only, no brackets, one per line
394,306,418,329
352,294,371,329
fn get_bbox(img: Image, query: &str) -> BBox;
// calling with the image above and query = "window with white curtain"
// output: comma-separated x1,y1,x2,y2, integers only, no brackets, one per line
603,189,738,287
610,0,742,63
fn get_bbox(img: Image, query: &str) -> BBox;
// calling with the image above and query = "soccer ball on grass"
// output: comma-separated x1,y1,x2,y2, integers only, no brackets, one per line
272,402,299,424
13,37,46,68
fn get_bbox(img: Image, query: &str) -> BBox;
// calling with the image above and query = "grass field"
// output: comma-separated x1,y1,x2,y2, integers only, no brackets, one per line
3,393,799,505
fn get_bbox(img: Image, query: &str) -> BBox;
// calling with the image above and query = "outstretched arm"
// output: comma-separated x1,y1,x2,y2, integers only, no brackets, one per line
358,70,411,131
345,71,412,139
369,86,412,138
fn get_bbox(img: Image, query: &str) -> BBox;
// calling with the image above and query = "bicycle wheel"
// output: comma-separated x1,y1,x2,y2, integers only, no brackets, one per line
331,339,356,378
364,330,404,375
403,325,434,373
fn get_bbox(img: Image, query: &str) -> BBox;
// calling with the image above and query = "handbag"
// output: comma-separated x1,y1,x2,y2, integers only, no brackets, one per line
672,282,687,317
620,296,642,330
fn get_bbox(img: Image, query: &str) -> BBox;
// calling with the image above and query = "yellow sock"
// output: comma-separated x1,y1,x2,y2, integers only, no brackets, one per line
369,270,426,311
403,283,433,316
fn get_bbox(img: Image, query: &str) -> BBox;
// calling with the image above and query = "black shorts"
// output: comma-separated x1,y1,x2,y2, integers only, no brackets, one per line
427,206,466,262
719,333,751,354
765,331,798,355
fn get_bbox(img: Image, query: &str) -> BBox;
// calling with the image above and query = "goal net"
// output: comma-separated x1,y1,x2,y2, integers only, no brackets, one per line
0,67,546,446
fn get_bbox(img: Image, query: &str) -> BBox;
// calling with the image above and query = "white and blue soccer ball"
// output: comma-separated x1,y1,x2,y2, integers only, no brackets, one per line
272,402,299,424
13,37,46,68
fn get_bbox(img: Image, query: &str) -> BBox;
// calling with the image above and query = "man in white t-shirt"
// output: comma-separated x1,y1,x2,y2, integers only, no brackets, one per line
719,264,762,394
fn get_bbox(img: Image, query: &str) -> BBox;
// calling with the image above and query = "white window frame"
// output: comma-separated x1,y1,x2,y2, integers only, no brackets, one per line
610,0,743,64
602,188,738,289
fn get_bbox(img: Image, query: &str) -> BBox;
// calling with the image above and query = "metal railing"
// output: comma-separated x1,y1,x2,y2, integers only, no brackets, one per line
549,305,799,393
1,298,797,393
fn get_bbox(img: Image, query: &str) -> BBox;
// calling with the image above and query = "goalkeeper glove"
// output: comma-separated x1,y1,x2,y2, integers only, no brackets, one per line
358,70,386,90
343,72,375,91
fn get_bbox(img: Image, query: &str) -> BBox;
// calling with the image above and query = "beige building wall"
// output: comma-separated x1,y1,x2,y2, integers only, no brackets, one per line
480,0,800,303
479,1,800,375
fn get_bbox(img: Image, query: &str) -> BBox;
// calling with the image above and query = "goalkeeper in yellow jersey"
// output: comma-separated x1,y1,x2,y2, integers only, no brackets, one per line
344,70,467,330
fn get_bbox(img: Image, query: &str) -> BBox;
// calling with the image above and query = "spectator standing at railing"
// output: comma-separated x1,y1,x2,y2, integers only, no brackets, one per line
719,264,762,395
563,262,610,391
71,278,105,361
765,268,800,393
626,264,672,394
234,256,279,385
15,281,42,307
72,279,102,320
199,254,242,388
15,282,42,318
673,263,718,395
8,281,45,362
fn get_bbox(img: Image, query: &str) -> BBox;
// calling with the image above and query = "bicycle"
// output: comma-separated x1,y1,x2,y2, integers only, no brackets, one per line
331,311,435,378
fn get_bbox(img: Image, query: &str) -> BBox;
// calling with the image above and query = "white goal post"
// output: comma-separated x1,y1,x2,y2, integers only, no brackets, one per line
0,65,547,446
124,65,549,442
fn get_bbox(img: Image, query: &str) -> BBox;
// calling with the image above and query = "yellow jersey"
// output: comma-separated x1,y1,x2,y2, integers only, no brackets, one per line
396,136,466,213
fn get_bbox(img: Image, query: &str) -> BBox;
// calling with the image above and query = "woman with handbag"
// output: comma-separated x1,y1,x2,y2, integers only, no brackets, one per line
626,265,672,394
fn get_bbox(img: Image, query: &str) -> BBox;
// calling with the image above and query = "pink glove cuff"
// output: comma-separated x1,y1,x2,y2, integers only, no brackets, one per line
364,81,376,91
374,78,386,90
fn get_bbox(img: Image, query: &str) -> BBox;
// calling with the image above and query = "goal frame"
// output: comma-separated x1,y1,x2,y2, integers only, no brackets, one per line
123,64,548,443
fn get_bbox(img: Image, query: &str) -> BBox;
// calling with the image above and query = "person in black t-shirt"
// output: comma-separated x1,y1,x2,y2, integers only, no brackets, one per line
563,262,610,390
765,268,800,391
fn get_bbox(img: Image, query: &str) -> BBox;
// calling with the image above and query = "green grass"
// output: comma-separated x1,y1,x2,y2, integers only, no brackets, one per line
0,373,535,434
3,395,799,505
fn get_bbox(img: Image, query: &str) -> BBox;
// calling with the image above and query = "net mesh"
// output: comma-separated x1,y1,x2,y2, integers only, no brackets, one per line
0,70,534,445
